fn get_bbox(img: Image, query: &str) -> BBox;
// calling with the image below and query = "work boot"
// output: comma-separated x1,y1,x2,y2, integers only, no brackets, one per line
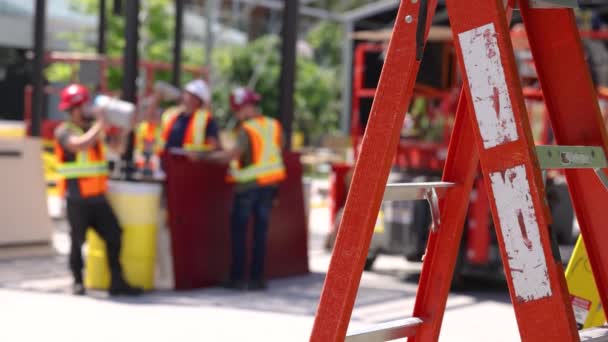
72,283,86,296
248,279,268,291
109,279,143,297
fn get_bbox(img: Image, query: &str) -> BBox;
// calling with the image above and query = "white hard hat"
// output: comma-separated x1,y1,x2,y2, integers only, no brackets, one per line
184,79,211,104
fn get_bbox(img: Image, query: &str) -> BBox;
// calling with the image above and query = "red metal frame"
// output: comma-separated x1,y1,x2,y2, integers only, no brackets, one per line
330,41,459,238
350,43,454,168
313,2,608,341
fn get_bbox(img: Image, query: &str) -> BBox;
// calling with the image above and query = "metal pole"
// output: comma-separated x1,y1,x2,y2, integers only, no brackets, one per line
98,0,107,54
205,0,219,91
279,0,299,150
340,21,354,134
122,0,139,103
121,0,139,179
172,0,184,87
32,0,46,137
113,0,122,15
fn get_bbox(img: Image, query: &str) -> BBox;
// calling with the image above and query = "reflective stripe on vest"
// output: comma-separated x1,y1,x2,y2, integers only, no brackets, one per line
56,122,108,197
229,116,286,185
183,109,211,151
160,107,212,151
55,123,108,180
160,107,182,147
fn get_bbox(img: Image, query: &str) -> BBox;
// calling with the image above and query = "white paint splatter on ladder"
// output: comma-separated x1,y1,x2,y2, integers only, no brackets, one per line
490,165,552,302
459,23,519,149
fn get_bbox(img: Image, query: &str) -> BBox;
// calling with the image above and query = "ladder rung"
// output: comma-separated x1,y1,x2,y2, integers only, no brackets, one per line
580,325,608,342
383,182,455,202
529,0,578,8
345,317,423,342
536,146,608,169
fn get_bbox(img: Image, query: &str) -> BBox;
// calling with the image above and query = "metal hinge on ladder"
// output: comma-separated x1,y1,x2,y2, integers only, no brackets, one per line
536,145,608,189
529,0,578,9
383,181,455,231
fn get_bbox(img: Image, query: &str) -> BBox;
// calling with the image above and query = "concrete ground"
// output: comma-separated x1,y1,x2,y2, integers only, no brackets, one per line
0,180,525,341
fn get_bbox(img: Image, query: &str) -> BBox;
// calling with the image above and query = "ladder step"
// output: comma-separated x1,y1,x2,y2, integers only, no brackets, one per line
536,146,608,169
383,182,455,202
345,317,423,342
580,325,608,342
529,0,578,8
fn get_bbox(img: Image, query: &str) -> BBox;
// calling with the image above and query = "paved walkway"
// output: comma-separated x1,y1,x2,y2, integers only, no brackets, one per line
0,181,521,341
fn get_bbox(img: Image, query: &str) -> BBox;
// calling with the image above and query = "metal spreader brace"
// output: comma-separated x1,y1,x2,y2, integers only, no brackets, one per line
310,0,608,341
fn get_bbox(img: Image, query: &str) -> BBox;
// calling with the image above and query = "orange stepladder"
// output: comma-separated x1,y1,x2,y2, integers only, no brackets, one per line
310,0,608,341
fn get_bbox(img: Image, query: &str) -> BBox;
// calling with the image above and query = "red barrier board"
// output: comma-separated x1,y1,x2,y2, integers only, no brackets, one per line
165,152,309,289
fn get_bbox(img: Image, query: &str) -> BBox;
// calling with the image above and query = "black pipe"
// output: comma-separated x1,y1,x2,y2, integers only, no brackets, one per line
172,0,184,87
98,0,107,54
113,0,122,15
121,0,139,179
278,0,299,150
32,0,46,137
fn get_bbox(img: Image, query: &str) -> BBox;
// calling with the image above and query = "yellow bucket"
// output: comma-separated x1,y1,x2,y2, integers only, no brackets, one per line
85,181,162,290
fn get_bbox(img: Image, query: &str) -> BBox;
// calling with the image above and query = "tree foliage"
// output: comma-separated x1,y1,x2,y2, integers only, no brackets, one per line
48,0,345,142
213,35,339,141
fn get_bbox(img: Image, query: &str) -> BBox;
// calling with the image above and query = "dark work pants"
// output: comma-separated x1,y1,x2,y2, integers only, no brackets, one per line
229,186,277,283
66,197,124,286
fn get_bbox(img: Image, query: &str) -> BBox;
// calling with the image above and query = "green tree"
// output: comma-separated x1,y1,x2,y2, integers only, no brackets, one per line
307,21,343,67
214,35,339,142
49,1,342,142
48,0,199,89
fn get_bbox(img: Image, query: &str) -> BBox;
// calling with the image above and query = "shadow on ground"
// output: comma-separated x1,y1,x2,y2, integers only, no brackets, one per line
0,256,416,319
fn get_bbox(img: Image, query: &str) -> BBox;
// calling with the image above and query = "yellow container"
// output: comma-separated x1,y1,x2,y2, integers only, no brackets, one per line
565,235,606,329
291,131,304,151
0,120,25,138
85,181,162,290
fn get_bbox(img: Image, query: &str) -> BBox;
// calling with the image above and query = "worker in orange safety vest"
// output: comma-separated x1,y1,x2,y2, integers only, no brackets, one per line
203,87,286,291
159,79,220,160
54,84,143,297
133,99,164,175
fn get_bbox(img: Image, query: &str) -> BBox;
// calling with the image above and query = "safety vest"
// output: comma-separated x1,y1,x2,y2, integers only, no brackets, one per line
160,107,212,151
135,121,163,155
228,116,286,185
55,122,108,198
134,121,163,171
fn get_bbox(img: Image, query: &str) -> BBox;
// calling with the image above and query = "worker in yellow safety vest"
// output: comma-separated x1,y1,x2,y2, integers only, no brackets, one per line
204,87,286,291
159,79,219,159
134,99,164,175
54,84,142,297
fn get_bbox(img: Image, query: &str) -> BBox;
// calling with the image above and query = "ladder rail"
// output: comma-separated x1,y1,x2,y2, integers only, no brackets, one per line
446,0,578,339
410,92,480,341
309,1,440,341
520,2,608,329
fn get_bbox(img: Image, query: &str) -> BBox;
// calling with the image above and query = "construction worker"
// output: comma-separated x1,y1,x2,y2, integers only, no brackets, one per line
204,87,286,290
54,84,142,297
160,79,219,158
134,99,163,175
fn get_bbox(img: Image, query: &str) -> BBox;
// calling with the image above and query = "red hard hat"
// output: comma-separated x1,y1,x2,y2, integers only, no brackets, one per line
230,87,261,112
59,84,90,111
